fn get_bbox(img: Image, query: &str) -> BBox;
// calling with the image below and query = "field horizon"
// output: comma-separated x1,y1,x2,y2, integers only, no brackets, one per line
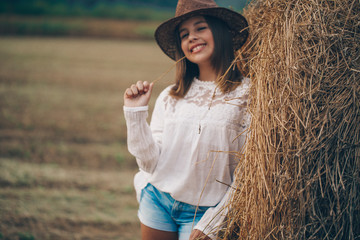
0,15,162,40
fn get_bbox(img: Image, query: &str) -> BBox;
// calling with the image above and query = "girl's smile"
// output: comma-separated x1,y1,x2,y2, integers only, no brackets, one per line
179,16,215,66
190,43,206,53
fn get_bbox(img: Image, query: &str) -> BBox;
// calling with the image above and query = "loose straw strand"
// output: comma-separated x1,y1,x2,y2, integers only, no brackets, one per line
152,56,186,85
208,53,242,110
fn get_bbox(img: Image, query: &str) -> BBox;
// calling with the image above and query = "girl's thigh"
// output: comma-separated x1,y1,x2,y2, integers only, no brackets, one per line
138,184,178,232
141,224,178,240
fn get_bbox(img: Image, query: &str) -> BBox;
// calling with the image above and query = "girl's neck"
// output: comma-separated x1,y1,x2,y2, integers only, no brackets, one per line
197,63,217,82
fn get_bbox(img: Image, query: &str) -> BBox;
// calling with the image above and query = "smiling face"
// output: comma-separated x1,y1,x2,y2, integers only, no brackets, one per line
178,16,215,67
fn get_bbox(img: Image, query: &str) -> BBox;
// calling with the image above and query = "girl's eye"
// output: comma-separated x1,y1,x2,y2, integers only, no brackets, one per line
180,33,189,39
197,26,207,31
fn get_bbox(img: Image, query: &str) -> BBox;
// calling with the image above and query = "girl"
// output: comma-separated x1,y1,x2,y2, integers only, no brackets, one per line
123,0,250,239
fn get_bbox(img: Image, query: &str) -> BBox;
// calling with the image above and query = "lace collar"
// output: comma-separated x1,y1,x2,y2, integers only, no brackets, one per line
192,77,217,87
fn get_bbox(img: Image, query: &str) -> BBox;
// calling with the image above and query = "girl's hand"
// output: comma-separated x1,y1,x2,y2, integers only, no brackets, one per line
124,81,154,107
189,230,211,240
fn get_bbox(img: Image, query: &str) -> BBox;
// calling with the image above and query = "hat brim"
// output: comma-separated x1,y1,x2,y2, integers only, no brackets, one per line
155,7,249,60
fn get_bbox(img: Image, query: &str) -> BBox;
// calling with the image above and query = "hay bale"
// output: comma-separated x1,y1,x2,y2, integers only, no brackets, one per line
222,0,360,239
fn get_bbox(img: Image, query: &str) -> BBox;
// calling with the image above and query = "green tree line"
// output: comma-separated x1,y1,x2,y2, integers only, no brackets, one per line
0,0,175,21
0,0,248,21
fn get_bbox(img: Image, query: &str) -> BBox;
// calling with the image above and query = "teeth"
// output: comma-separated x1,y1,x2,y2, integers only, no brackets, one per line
192,44,205,52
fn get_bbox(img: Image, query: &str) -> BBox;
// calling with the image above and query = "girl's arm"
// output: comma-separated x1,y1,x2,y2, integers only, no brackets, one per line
192,181,235,240
123,81,162,173
190,230,212,240
193,133,248,239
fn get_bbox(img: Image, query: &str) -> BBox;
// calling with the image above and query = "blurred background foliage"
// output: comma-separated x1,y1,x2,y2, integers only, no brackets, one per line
0,0,248,20
0,0,249,39
0,0,174,21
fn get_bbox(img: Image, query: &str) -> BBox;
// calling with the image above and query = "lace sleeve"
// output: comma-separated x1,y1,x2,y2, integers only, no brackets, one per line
123,86,170,173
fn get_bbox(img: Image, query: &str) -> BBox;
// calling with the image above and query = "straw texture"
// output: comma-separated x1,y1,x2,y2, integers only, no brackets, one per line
220,0,360,239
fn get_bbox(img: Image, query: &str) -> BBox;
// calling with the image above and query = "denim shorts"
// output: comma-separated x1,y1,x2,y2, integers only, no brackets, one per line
138,183,210,240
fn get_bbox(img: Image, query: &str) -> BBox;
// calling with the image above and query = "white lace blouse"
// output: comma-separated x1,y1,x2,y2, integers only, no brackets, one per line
124,77,250,237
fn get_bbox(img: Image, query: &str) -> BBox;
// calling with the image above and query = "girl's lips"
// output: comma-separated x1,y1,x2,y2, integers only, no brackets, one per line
190,44,206,53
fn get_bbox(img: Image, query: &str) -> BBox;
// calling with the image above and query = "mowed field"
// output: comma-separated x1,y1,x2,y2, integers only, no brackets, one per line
0,37,174,239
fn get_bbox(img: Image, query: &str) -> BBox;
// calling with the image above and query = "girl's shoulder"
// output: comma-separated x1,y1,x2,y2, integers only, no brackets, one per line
237,77,251,89
242,77,251,85
155,84,177,107
228,77,251,96
158,84,175,99
154,84,180,113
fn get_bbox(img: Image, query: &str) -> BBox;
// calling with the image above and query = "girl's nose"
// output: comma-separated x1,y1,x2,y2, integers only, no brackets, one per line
188,32,198,41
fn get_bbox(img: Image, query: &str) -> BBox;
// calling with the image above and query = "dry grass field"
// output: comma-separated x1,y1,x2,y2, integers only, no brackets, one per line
0,37,174,239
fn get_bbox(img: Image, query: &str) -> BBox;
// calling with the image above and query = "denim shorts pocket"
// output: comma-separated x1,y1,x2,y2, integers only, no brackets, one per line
139,183,151,202
196,206,211,213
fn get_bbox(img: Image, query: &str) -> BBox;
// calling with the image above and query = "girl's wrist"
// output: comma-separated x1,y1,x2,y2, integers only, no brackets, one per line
123,105,149,112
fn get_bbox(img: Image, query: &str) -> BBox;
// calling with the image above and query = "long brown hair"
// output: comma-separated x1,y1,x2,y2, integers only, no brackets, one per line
169,15,244,98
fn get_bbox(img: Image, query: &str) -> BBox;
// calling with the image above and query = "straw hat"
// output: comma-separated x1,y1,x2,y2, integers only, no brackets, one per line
155,0,249,60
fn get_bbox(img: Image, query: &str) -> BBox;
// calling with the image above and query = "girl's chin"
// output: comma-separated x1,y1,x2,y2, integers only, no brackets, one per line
187,56,212,65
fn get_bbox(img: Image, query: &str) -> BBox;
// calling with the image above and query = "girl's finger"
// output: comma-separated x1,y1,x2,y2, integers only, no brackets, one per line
136,81,144,93
125,88,133,97
130,84,138,95
148,82,154,93
143,81,150,92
